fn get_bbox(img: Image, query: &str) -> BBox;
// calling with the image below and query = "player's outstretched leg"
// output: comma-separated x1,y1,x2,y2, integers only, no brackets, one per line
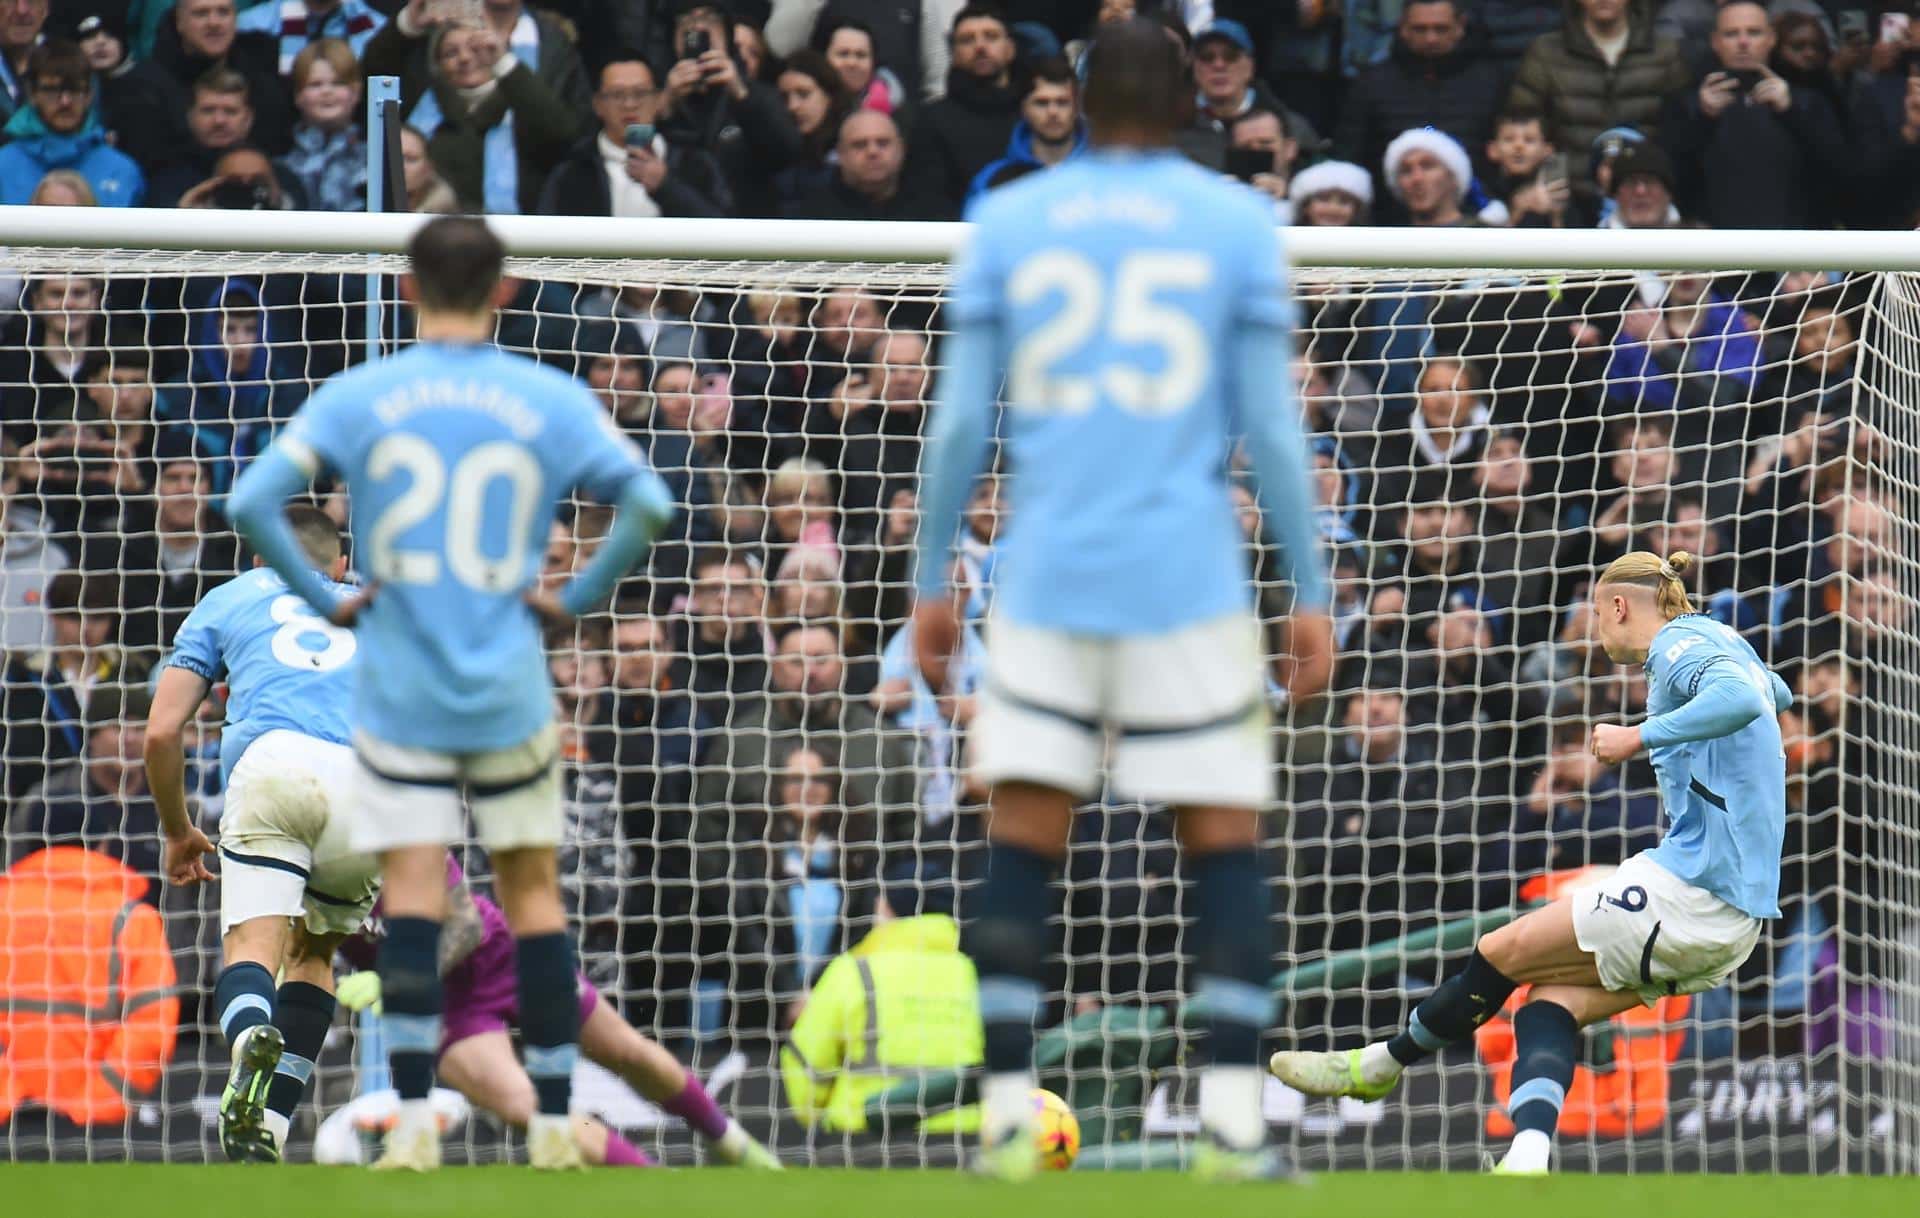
1271,942,1530,1101
215,918,289,1163
1270,899,1599,1102
578,997,779,1168
1176,808,1294,1181
963,783,1073,1181
372,846,448,1172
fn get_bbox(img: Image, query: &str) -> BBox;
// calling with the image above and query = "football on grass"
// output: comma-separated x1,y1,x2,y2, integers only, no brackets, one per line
1030,1088,1081,1171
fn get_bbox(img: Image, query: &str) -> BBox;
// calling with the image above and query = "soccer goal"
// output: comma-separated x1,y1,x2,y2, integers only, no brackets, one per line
0,210,1916,1174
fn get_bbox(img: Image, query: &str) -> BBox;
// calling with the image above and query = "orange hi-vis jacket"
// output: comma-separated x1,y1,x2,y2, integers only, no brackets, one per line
0,847,179,1125
1474,868,1689,1137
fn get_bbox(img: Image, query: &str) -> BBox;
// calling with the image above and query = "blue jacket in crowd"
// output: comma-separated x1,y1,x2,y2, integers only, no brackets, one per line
964,116,1088,209
0,105,144,207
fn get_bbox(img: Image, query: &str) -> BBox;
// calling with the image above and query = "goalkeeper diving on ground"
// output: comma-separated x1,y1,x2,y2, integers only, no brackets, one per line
1271,550,1788,1176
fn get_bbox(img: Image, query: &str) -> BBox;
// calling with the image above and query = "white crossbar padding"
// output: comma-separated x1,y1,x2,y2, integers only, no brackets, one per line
1,207,1918,270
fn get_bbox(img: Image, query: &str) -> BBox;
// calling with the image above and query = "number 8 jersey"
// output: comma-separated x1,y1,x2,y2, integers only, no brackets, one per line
167,566,360,783
273,343,665,752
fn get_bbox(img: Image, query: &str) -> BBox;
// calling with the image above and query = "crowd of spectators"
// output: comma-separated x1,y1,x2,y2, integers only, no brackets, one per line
0,0,1903,225
0,0,1911,1090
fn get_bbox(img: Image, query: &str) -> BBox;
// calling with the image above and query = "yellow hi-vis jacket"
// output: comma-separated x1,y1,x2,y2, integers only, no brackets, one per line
779,913,983,1132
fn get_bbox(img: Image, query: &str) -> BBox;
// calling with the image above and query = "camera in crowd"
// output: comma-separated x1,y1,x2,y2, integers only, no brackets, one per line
209,176,276,211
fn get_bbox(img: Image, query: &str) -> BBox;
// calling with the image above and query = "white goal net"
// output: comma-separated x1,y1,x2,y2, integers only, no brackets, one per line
0,221,1915,1173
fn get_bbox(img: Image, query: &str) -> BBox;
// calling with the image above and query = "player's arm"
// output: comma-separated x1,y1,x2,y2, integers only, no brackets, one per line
554,471,676,619
1232,217,1334,700
145,664,215,886
909,309,999,691
227,443,346,621
1594,653,1773,763
1770,670,1793,713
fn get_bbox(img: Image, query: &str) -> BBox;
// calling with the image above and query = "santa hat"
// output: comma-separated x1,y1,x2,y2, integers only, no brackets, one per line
1288,160,1373,210
1383,127,1507,224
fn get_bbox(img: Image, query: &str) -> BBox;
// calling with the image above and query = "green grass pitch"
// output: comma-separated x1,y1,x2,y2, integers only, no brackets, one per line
8,1164,1918,1218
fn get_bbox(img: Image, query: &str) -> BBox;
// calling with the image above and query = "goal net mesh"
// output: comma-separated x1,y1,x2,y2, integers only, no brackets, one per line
0,244,1915,1173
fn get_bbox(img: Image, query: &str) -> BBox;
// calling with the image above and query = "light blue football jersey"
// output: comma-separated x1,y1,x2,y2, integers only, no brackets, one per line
167,566,359,783
1641,614,1789,918
916,148,1328,634
271,342,669,753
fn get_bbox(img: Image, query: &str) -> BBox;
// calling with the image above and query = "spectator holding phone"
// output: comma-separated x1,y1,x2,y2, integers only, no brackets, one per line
362,0,585,213
658,0,802,218
1225,108,1298,215
539,54,726,217
1482,110,1575,226
1661,1,1848,228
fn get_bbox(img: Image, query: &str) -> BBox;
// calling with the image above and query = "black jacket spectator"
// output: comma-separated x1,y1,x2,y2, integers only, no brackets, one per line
151,2,293,154
537,55,726,217
901,69,1015,210
1333,1,1506,199
538,133,726,216
657,2,801,216
787,109,945,219
1853,68,1920,230
84,21,191,174
1661,49,1849,230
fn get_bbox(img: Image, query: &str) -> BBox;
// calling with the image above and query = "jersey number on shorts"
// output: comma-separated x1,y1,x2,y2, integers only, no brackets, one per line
1008,250,1212,417
269,594,357,671
1600,884,1648,913
366,435,542,592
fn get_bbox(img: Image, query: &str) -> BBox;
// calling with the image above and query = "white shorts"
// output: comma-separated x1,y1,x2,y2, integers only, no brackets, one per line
971,612,1272,806
1570,854,1763,1007
219,730,380,937
349,723,562,855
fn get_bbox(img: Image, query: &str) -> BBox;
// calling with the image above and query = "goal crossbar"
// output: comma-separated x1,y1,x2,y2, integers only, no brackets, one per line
4,207,1920,271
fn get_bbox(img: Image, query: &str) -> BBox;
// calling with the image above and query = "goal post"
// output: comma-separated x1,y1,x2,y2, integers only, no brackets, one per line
0,211,1915,1173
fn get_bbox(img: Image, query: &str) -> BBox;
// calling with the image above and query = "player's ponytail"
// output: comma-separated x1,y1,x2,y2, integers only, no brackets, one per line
1597,549,1697,620
1656,551,1695,619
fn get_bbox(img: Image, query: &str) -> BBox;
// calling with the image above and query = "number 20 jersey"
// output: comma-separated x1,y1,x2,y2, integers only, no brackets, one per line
168,566,360,783
277,342,659,753
949,149,1295,635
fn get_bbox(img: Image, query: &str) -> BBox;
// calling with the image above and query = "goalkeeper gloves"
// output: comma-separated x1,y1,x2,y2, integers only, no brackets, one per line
336,970,384,1014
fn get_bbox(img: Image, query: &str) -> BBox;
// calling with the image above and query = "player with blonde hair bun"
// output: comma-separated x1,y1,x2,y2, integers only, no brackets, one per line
1271,548,1791,1176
